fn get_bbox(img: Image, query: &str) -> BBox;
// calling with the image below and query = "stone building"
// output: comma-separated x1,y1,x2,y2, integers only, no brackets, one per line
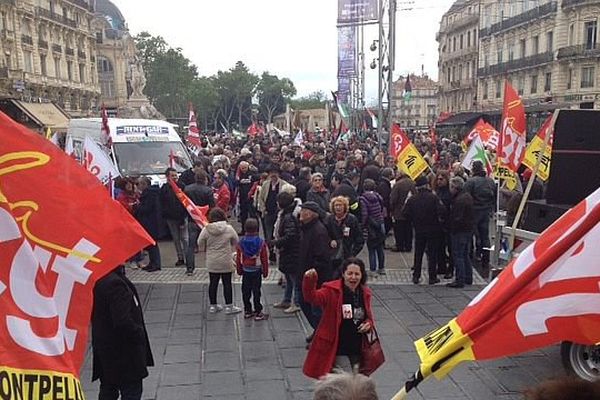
392,74,438,132
477,0,600,112
0,0,100,130
437,0,480,114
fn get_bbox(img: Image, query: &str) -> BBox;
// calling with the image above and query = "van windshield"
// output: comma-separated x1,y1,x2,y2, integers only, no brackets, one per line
112,142,192,176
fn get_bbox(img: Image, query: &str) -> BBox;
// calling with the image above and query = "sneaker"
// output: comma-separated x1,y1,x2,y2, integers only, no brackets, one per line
209,305,218,313
368,271,377,279
429,278,441,285
175,259,185,266
412,277,420,285
224,305,242,315
185,270,193,276
284,304,301,314
142,265,161,272
244,311,255,319
378,269,387,276
254,312,267,321
446,282,464,288
273,301,291,309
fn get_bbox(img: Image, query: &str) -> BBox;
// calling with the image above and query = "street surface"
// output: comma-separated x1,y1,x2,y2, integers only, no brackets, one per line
80,240,565,399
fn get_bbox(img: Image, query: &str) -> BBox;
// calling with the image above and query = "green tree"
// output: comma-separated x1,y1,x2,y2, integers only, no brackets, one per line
189,76,220,131
289,91,328,110
256,72,296,123
213,61,258,130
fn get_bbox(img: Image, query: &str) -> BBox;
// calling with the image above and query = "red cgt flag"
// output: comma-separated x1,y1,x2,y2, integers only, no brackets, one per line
168,178,209,228
464,118,500,150
0,111,153,396
410,186,600,383
389,123,410,159
498,81,527,171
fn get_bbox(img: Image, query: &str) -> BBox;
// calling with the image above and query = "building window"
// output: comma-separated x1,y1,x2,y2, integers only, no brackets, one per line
532,35,539,54
520,39,526,58
567,69,573,90
569,24,575,46
544,72,552,92
546,31,553,52
585,21,597,50
459,64,463,80
79,63,85,83
518,76,524,95
496,80,502,98
483,81,488,100
473,29,477,44
453,37,456,51
23,50,33,73
447,67,451,84
54,57,61,79
460,34,464,49
96,31,103,44
581,66,595,88
467,31,471,47
40,54,47,76
67,60,73,81
497,49,503,64
531,74,538,94
508,43,515,61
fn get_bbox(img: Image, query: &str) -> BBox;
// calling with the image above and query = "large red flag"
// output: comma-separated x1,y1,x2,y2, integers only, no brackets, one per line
498,81,527,171
247,122,259,138
168,178,209,228
389,123,410,159
0,111,153,396
464,118,500,150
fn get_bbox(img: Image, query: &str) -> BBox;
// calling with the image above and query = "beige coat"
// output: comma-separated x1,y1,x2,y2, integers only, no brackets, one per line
198,221,239,273
257,178,288,214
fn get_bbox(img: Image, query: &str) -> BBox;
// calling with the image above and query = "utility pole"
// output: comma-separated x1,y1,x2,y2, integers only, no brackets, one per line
376,0,396,149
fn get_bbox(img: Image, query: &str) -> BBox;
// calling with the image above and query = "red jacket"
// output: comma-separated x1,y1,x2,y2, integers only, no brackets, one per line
302,274,374,379
213,183,231,212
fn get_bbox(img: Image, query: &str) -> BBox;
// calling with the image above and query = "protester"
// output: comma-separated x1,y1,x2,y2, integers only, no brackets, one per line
294,166,312,202
331,173,361,219
92,267,154,400
235,160,257,235
433,170,452,278
258,165,288,263
116,177,139,214
464,160,496,272
179,160,205,187
303,258,376,378
360,179,386,276
298,201,332,333
402,176,446,285
325,196,364,276
306,172,331,215
160,168,188,267
184,170,215,275
236,218,269,320
447,177,474,288
135,177,162,272
376,167,394,235
272,191,303,313
313,372,378,400
389,171,416,252
198,207,241,314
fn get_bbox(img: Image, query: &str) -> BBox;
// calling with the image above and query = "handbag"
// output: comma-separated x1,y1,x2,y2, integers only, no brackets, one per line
359,327,385,376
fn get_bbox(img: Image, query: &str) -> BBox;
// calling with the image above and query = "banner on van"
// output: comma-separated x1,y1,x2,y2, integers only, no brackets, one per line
116,126,170,135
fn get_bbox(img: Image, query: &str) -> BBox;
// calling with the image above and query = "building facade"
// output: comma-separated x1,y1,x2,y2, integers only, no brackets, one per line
477,0,600,112
437,0,481,113
0,0,100,119
393,74,438,131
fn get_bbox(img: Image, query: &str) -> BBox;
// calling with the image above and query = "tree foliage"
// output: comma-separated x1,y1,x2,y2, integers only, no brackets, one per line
256,72,296,123
289,91,328,110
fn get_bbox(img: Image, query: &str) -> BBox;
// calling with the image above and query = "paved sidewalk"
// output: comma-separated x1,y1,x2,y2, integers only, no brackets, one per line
80,282,564,400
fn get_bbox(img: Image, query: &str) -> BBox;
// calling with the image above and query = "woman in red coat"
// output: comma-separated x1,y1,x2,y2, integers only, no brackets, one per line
303,257,375,379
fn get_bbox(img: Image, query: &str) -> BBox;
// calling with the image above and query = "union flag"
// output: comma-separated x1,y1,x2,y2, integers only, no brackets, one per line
187,103,201,147
498,81,527,171
168,178,209,228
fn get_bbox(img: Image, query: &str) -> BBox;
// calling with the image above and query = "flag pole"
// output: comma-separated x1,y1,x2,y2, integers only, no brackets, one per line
509,110,558,248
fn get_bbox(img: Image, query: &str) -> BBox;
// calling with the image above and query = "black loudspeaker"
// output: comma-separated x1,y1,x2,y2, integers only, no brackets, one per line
522,200,571,233
545,110,600,205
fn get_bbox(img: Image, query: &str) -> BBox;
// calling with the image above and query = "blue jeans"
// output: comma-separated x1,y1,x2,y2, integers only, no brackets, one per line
186,222,201,273
473,208,491,266
451,232,473,285
99,380,142,400
367,223,385,272
282,273,301,305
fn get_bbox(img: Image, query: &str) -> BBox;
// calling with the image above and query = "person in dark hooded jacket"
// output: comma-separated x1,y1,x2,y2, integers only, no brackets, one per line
331,173,361,220
160,168,188,267
360,179,386,275
135,177,162,272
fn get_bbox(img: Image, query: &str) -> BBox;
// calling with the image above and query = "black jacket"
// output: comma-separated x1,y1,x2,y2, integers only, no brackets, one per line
92,269,154,385
160,181,187,221
184,183,215,208
293,177,311,203
273,203,302,274
299,217,332,285
375,178,392,215
325,213,364,260
449,190,475,233
464,175,496,211
179,168,196,187
402,188,445,235
237,170,257,205
306,189,331,215
135,186,162,239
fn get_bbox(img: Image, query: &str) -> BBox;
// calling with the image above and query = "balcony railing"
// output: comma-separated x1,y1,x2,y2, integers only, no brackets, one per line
442,14,479,35
477,52,554,76
21,35,33,46
36,7,77,28
78,50,86,59
52,43,62,53
38,39,48,49
562,0,600,8
66,47,75,56
65,0,94,11
481,2,557,38
557,43,600,59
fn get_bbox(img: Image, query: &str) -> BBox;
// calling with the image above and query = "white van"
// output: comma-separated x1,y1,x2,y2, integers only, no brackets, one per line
67,118,192,185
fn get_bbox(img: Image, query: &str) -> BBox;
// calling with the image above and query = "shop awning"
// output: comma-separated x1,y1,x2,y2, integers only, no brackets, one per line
11,100,70,130
436,112,486,127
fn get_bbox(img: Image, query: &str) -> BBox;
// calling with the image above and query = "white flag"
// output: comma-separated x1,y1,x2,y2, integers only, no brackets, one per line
65,134,75,157
50,132,60,147
83,136,120,185
461,135,493,175
294,129,304,145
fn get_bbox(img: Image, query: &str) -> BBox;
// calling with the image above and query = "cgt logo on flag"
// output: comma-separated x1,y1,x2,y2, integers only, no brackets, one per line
0,111,153,399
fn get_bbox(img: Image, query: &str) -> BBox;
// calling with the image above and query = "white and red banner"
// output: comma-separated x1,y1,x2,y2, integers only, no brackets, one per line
498,81,527,171
0,111,153,397
83,136,120,185
168,178,209,228
187,103,201,147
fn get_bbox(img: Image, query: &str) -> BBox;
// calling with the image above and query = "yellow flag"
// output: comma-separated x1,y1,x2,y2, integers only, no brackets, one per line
522,116,553,181
396,144,428,180
45,127,52,139
493,164,517,190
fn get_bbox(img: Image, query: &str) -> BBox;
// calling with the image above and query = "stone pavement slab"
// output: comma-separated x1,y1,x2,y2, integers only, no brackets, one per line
81,282,567,399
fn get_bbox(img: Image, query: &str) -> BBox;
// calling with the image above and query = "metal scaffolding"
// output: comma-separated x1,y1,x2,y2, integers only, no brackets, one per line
376,0,396,149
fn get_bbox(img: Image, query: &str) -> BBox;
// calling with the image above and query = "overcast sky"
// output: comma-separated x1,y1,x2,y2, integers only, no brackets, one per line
111,0,455,103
